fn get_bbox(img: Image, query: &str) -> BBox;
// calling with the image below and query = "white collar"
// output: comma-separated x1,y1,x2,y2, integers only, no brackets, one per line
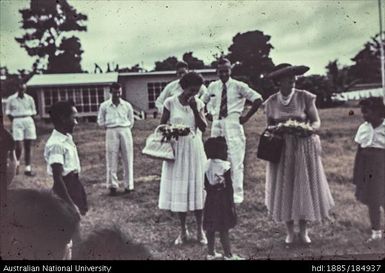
108,98,122,107
221,78,233,87
52,129,73,143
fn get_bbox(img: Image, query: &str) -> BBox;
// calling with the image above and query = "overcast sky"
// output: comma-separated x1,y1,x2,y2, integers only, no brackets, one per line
0,0,381,75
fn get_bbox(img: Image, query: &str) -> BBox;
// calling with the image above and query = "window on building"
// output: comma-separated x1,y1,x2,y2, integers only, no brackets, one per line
147,82,168,109
43,85,106,115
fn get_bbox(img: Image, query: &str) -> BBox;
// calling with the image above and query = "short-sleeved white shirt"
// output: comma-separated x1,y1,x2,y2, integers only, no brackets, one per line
354,119,385,149
44,129,81,176
5,93,37,117
97,98,134,128
202,78,262,120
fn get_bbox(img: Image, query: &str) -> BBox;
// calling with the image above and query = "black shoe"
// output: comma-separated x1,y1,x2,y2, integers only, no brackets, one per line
124,188,134,194
24,171,36,177
109,188,117,196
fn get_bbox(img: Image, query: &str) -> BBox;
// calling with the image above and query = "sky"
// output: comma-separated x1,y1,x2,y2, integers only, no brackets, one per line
0,0,381,75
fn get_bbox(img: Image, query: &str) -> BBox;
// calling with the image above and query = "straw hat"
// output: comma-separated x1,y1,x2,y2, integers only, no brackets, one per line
267,63,309,79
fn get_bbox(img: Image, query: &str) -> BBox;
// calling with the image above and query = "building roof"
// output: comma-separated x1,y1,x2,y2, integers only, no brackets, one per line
26,69,217,87
27,73,119,87
338,88,384,101
118,69,216,77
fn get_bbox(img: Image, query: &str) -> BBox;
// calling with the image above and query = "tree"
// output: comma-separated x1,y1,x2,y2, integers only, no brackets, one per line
325,59,358,93
118,64,145,73
350,32,385,83
226,30,275,98
296,75,332,108
15,0,87,73
47,37,83,73
182,52,205,69
0,66,27,98
154,56,179,71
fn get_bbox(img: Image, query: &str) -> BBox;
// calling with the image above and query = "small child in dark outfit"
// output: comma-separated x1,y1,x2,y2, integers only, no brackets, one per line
203,137,244,260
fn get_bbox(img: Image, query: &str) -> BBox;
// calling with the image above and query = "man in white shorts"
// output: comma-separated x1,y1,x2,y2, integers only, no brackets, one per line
6,83,37,176
97,82,135,196
155,61,207,114
202,58,263,204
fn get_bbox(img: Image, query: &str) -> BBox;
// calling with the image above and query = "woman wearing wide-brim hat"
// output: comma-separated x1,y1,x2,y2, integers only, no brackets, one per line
263,63,335,245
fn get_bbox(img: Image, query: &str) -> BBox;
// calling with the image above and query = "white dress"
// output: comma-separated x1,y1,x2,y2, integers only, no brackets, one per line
158,96,207,212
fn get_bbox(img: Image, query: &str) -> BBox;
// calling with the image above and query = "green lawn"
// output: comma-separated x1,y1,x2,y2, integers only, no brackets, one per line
8,105,385,260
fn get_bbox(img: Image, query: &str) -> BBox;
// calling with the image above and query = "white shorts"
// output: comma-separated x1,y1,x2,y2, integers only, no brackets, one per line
12,117,36,141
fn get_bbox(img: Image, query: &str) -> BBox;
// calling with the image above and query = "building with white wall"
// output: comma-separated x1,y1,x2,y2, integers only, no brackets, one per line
25,69,217,120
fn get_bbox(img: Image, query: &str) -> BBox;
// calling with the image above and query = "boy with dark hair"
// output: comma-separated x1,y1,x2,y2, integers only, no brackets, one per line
44,101,88,215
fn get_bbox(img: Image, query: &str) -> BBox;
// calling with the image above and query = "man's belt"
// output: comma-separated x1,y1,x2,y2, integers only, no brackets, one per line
13,115,32,119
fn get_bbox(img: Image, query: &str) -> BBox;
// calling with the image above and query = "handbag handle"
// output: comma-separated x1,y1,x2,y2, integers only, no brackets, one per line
154,124,169,135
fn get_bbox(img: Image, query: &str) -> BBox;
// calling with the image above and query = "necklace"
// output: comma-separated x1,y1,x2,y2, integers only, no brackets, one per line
278,89,295,106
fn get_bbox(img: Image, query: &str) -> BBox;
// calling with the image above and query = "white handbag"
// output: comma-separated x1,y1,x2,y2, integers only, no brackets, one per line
142,125,175,161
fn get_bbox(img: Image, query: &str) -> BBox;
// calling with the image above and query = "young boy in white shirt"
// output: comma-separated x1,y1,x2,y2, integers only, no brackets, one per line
44,100,88,216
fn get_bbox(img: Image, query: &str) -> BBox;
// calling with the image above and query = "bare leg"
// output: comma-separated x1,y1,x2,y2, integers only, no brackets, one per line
368,205,381,231
219,230,231,257
15,141,22,161
299,219,311,243
206,231,215,255
178,212,187,237
194,210,203,237
285,220,295,243
24,140,32,166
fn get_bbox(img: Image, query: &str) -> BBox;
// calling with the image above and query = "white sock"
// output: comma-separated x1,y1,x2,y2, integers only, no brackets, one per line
371,230,382,239
25,165,31,172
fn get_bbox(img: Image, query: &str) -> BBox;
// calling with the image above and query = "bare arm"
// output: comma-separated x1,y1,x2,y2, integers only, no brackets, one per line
5,99,13,121
160,108,170,125
193,107,207,132
307,99,321,130
240,98,263,124
51,163,78,210
189,98,207,132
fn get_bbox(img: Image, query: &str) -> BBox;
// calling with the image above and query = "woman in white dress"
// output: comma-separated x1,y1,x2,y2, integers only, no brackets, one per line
159,72,208,245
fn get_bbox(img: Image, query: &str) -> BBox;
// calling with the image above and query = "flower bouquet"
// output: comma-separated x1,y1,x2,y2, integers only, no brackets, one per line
268,119,314,137
160,124,191,141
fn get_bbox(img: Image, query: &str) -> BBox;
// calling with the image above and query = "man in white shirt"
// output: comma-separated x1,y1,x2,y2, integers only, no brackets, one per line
155,61,207,114
5,83,37,176
97,83,135,196
202,58,263,203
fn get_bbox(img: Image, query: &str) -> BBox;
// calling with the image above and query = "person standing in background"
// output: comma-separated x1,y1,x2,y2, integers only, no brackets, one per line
202,58,263,204
155,61,207,114
5,83,37,176
97,83,135,196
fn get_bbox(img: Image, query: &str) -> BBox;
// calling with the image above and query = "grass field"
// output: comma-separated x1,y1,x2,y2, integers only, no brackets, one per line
7,105,385,260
